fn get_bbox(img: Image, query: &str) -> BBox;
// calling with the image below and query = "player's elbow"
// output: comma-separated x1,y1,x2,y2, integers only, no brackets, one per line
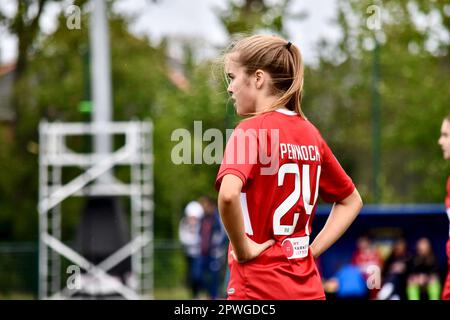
218,174,243,206
349,189,363,215
338,189,363,213
354,189,363,211
219,189,240,206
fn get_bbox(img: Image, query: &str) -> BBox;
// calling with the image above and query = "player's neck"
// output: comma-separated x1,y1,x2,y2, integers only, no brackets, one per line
254,94,280,113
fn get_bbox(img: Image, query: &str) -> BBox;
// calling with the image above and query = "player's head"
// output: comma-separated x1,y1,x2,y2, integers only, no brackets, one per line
356,235,371,251
184,201,204,220
223,34,305,118
438,114,450,160
392,238,407,256
416,237,433,257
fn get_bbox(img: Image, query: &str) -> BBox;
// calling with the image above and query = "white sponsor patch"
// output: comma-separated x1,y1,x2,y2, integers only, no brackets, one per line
281,236,310,259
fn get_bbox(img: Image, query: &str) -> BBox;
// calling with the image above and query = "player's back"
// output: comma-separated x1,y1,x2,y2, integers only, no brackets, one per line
241,109,324,245
217,109,354,299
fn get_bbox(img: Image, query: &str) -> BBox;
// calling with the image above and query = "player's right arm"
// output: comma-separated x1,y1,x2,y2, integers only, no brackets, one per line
218,174,275,263
310,189,363,258
310,134,363,258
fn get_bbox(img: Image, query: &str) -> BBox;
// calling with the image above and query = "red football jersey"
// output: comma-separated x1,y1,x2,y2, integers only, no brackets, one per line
446,176,450,210
442,177,450,300
446,176,450,236
216,109,355,300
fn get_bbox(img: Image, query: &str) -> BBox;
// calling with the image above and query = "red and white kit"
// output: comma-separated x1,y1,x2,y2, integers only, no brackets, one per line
216,109,355,300
442,177,450,300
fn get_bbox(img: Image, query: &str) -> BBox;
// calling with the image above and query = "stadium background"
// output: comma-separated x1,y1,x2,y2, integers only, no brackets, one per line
0,0,450,299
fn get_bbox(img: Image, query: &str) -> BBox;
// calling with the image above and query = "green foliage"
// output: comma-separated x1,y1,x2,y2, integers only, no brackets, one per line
1,0,450,245
152,59,228,237
0,6,229,241
218,0,293,36
305,0,450,203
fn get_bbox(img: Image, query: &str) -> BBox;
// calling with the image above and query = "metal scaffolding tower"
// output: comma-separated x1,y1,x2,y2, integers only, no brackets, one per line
38,120,154,300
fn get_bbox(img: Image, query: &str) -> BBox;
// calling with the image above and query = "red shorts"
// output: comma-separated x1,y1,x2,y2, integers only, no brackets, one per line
226,243,326,300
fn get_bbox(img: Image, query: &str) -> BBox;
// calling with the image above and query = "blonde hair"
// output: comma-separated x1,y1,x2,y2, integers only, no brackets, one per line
225,34,305,118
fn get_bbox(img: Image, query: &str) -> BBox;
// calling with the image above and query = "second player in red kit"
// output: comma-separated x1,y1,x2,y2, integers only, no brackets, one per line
216,34,363,300
438,114,450,300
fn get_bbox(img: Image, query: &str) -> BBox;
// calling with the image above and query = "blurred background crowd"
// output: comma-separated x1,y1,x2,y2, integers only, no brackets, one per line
0,0,450,299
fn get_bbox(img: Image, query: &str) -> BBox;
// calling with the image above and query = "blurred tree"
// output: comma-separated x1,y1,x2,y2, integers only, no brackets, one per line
0,0,87,240
219,0,286,36
0,0,88,137
0,1,229,241
304,0,450,203
2,0,450,243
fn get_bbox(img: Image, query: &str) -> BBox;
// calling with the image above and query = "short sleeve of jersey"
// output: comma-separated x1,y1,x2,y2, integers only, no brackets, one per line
215,120,259,191
318,138,355,203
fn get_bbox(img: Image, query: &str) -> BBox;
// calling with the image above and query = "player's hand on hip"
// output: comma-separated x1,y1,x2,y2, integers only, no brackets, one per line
231,238,275,263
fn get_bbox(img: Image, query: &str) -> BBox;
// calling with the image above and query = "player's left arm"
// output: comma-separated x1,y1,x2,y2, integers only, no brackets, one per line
310,189,363,258
218,174,275,263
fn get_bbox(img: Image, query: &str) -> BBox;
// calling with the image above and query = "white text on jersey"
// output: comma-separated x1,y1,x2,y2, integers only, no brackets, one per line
280,144,321,162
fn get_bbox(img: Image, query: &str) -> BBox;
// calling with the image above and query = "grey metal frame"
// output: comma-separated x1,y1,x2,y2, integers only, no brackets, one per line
38,121,153,299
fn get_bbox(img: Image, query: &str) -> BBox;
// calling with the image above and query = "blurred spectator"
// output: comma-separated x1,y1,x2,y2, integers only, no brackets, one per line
198,196,227,299
377,238,412,300
351,235,383,299
406,237,441,300
324,262,368,300
178,201,204,299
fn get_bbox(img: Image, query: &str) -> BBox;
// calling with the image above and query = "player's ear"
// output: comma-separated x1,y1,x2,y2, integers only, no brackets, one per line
254,69,265,89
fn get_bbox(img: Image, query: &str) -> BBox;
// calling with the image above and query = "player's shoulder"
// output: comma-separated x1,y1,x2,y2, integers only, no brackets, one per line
237,110,301,128
235,111,324,140
234,113,271,131
300,117,327,141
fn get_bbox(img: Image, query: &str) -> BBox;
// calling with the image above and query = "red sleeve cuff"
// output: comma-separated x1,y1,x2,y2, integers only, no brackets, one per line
215,168,247,191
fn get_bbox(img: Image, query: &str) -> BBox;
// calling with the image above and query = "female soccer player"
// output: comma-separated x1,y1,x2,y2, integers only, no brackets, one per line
215,34,363,300
438,114,450,300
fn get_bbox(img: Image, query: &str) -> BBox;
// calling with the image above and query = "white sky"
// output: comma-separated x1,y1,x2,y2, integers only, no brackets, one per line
0,0,340,65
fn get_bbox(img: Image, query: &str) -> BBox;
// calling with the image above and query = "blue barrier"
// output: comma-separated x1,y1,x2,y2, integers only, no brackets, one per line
312,203,449,280
316,203,446,216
